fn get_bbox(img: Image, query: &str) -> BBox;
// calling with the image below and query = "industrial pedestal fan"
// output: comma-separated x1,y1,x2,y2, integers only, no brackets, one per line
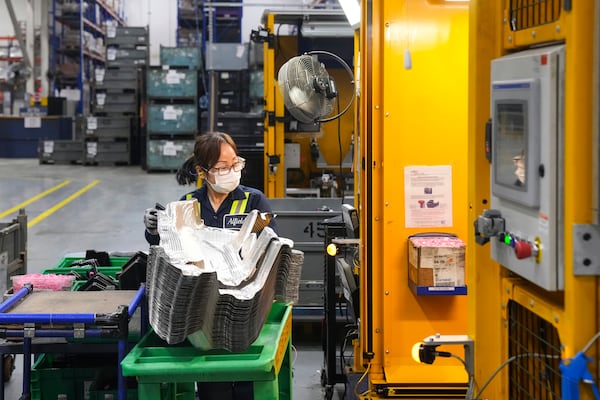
277,50,355,124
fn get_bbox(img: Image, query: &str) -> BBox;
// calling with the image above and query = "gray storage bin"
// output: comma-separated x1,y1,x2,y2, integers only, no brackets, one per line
94,79,139,91
106,58,147,68
268,197,353,307
82,116,131,140
0,210,27,294
95,92,137,104
107,47,148,61
113,26,148,37
105,26,148,47
96,67,139,82
84,140,130,164
93,91,138,114
38,139,82,164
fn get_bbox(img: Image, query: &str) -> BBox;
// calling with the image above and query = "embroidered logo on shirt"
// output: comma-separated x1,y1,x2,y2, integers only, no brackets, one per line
223,213,248,230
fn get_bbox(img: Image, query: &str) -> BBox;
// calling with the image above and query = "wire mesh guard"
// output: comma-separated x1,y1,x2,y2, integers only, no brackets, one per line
278,54,335,123
508,300,562,399
508,0,562,31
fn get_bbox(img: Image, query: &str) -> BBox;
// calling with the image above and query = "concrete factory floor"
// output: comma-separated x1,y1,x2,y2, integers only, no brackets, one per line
0,158,363,400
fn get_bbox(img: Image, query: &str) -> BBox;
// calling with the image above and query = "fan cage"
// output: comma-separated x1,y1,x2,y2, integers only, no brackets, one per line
507,300,562,399
298,55,318,76
508,0,562,31
279,54,335,123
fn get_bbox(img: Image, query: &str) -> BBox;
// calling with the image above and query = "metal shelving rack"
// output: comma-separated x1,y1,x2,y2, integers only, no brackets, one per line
51,0,125,114
177,0,205,49
0,36,23,63
176,0,242,48
0,36,22,112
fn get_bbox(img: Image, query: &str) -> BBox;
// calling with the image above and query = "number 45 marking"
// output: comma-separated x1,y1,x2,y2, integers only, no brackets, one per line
303,222,325,238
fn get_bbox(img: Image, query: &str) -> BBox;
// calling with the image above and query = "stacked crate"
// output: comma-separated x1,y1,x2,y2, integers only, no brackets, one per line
204,111,265,192
38,139,83,164
85,26,148,165
215,69,249,113
145,47,200,172
202,43,264,190
205,42,250,113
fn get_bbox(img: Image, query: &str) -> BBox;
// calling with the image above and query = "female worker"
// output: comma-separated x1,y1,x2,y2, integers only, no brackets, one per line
143,131,278,399
144,131,277,245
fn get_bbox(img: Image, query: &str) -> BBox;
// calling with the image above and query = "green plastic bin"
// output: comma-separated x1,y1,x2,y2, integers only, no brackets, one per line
51,256,131,270
88,387,138,400
43,256,130,287
121,302,293,400
42,266,123,280
30,353,126,400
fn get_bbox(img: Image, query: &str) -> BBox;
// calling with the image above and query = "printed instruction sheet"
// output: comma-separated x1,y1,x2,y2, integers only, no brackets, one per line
404,165,452,228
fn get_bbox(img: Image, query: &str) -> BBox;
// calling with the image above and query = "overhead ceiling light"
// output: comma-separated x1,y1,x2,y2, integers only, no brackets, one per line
300,21,354,38
338,0,360,29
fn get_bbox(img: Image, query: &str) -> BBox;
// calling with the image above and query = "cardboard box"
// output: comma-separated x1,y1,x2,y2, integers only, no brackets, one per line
408,236,465,288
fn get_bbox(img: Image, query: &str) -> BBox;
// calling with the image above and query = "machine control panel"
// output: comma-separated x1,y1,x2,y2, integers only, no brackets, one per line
497,232,540,261
475,209,542,263
486,44,565,291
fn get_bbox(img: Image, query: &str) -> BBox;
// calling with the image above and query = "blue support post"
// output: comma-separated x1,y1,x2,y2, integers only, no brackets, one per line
51,0,56,95
560,352,600,400
78,0,84,114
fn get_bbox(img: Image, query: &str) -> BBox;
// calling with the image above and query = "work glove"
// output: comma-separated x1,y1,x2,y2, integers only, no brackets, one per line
144,207,158,235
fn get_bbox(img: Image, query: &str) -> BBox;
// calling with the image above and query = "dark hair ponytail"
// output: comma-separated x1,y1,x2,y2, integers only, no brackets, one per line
176,132,238,186
175,156,197,185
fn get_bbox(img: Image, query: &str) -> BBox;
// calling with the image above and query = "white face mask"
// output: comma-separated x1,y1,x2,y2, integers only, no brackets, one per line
207,169,241,194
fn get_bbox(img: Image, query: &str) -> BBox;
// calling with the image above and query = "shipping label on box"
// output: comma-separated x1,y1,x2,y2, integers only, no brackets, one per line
408,236,465,288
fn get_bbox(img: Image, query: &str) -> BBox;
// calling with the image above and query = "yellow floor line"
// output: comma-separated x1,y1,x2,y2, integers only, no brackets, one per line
27,180,101,228
0,180,72,220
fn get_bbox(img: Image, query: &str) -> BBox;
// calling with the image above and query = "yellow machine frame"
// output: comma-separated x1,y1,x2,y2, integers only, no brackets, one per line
263,13,286,198
358,0,598,398
262,12,356,199
469,1,598,399
358,0,470,395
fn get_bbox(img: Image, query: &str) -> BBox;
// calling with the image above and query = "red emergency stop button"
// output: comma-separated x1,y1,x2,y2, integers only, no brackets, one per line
514,240,532,259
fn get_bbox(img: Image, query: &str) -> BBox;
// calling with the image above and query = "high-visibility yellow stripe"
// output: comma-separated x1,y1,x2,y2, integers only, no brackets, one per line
28,180,100,228
230,192,250,214
240,192,250,213
0,180,71,219
230,200,240,214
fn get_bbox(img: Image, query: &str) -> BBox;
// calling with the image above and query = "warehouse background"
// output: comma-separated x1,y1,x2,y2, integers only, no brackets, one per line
0,0,307,76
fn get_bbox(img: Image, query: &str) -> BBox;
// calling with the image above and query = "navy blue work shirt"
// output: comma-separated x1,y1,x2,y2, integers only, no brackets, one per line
145,184,277,245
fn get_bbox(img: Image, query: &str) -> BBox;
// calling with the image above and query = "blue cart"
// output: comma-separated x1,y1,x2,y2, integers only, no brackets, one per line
0,284,146,400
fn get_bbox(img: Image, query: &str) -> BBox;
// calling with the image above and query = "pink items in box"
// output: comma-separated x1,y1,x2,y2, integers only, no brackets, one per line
408,236,466,288
12,274,76,292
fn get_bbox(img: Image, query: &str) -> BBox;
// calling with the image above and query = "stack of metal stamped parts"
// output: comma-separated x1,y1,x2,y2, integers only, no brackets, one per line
146,200,301,352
